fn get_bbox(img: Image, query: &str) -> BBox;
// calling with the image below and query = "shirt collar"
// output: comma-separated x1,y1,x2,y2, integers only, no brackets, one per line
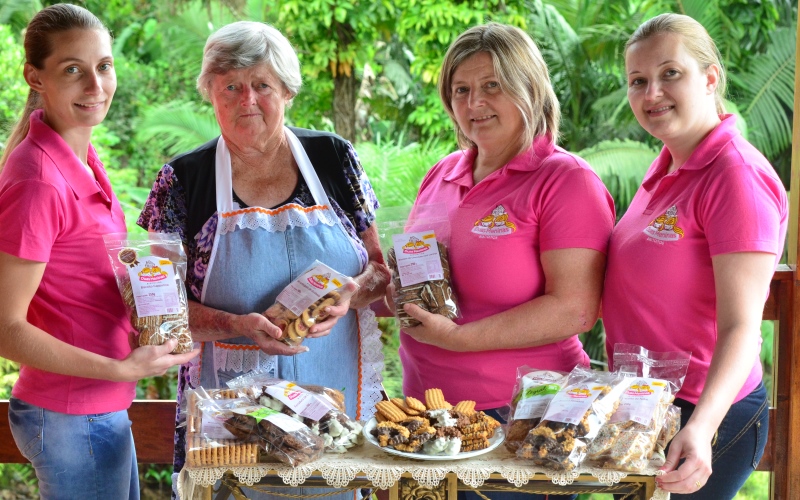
442,135,557,187
27,109,103,200
641,114,739,191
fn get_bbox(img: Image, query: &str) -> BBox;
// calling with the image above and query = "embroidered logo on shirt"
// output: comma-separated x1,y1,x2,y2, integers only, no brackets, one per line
308,273,330,289
643,205,685,242
472,205,517,237
137,259,168,282
401,236,432,254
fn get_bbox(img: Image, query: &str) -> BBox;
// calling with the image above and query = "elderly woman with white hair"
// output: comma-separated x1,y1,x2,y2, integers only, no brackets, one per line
137,21,389,493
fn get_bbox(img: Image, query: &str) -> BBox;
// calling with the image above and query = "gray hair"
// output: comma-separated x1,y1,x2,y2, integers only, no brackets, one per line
196,21,301,102
439,22,561,151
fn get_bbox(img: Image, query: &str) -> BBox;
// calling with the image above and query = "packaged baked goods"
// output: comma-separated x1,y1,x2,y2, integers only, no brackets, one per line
584,344,690,472
651,404,681,467
184,388,261,467
103,232,193,354
185,386,325,467
378,205,460,329
227,370,362,453
262,260,358,346
516,366,631,471
504,368,569,453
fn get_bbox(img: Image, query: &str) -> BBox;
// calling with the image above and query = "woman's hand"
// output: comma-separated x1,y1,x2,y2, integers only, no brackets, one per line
400,303,462,350
116,339,200,381
238,312,309,355
350,225,391,310
656,422,714,494
306,281,357,338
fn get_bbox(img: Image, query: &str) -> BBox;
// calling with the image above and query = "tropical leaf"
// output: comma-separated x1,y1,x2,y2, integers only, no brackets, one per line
357,137,452,208
0,0,39,32
577,139,657,217
135,101,219,157
732,26,795,159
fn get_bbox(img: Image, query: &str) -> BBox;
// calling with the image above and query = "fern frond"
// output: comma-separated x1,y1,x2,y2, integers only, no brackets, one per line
732,27,795,158
135,102,219,157
577,139,657,217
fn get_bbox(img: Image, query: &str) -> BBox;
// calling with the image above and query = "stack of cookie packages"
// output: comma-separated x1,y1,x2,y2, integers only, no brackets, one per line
185,389,259,467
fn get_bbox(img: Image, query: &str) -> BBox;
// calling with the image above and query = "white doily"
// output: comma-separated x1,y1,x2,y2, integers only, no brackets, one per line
219,204,337,235
180,443,670,499
357,305,384,421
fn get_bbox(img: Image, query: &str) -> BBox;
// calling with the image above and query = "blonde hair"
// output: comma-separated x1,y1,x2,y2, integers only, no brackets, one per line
438,22,560,151
0,4,108,170
625,13,727,114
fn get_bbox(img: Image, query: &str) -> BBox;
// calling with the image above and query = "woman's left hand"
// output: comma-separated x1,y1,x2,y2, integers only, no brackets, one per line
656,422,713,494
400,303,462,350
306,282,357,338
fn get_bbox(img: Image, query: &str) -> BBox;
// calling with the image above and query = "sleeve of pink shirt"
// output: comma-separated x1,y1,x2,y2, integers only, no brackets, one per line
0,180,62,263
538,162,616,254
701,162,788,257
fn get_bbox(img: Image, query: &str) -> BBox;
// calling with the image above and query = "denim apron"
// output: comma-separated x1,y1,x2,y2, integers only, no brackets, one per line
191,128,383,421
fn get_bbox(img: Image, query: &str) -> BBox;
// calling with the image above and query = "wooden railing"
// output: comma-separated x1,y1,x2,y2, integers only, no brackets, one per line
0,265,797,497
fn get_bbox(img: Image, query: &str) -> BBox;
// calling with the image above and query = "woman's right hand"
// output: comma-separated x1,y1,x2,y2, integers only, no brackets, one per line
117,339,199,381
237,312,309,356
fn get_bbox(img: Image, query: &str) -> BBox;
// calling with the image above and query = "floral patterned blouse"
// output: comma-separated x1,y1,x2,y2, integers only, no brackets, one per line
137,129,380,301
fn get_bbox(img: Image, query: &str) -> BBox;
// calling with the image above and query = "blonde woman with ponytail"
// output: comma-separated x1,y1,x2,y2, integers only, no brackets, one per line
0,5,195,498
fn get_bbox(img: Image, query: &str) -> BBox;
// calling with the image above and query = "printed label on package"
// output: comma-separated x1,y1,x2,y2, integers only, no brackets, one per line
127,258,181,317
276,263,345,316
610,378,668,426
265,381,333,421
392,231,444,287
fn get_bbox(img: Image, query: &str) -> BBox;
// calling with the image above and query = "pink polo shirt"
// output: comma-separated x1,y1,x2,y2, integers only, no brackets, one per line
603,115,788,405
0,109,135,414
400,136,616,409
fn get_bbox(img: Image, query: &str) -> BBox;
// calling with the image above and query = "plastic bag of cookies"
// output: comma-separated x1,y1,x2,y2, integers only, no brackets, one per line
378,204,460,329
516,366,631,471
226,370,363,453
504,367,569,453
262,260,358,346
584,344,690,472
103,232,193,354
184,387,261,467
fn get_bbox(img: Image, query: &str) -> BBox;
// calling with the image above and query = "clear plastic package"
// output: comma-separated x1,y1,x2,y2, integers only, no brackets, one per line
103,232,193,354
262,260,358,346
517,366,631,471
503,367,569,453
227,370,363,453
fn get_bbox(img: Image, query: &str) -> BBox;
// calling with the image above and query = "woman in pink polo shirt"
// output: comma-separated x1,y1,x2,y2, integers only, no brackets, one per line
392,24,614,500
603,14,788,499
0,5,196,499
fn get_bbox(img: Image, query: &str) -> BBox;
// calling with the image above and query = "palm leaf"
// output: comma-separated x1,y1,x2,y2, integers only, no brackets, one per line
135,101,219,158
732,26,795,159
357,138,452,208
577,139,657,217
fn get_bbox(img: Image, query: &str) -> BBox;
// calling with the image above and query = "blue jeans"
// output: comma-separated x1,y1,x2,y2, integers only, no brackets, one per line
458,408,577,500
8,397,140,500
669,382,769,500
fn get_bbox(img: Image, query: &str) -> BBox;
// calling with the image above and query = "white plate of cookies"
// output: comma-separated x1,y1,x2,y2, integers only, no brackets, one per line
363,389,505,461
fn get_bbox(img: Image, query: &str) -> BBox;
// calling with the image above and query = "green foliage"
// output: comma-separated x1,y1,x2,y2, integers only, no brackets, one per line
732,26,796,161
356,136,453,208
0,24,26,147
577,139,658,218
135,101,219,158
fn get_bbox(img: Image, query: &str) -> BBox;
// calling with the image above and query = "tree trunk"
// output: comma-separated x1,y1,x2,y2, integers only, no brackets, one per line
332,21,357,142
333,72,357,142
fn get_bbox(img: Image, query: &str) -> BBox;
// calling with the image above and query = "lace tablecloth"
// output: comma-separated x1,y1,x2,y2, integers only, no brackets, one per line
178,444,668,500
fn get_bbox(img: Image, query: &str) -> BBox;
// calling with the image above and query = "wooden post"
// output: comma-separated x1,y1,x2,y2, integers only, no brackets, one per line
782,4,800,499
